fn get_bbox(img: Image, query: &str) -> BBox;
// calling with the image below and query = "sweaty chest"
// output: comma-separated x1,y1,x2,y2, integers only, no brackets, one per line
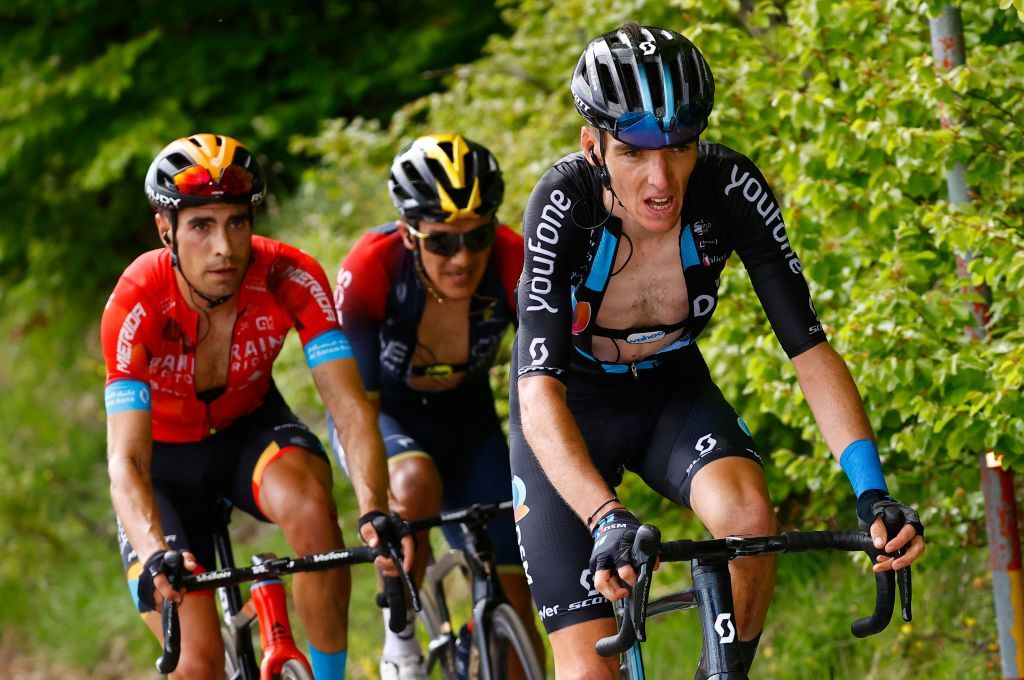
598,237,689,328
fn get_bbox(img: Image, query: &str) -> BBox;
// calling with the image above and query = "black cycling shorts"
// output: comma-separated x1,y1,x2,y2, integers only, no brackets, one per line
328,375,521,567
508,345,762,633
117,384,328,612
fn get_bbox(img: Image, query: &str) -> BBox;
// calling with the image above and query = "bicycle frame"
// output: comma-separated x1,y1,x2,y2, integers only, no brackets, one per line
212,503,313,680
411,502,530,680
601,513,912,680
156,500,384,677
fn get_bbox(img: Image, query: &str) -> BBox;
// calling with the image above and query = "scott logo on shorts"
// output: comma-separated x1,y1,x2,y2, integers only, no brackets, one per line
568,569,607,612
695,433,718,455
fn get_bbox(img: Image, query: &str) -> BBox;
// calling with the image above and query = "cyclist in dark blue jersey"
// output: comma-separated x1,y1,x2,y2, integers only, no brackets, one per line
509,23,925,679
328,134,543,679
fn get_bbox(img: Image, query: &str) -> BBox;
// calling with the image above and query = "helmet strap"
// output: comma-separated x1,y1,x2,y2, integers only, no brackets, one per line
407,220,447,305
596,132,625,211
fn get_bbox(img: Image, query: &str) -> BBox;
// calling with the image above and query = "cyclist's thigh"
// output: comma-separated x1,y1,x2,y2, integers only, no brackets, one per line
438,427,521,567
508,375,618,635
226,391,332,522
548,619,620,679
631,374,762,509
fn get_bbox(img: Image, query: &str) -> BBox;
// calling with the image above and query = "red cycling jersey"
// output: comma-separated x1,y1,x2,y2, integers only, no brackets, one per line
101,235,349,443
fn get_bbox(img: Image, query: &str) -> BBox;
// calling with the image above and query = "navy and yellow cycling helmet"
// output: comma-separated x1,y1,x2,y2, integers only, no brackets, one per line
571,24,715,149
388,133,504,223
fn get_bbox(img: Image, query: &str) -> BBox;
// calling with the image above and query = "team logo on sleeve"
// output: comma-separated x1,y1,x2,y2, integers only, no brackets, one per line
528,338,549,365
116,302,148,373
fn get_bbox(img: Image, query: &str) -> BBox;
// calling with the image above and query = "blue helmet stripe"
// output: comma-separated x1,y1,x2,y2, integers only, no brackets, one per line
661,62,675,129
635,61,655,115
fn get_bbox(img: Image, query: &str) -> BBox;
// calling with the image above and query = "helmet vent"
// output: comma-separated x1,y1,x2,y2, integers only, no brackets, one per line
643,61,665,115
598,63,620,105
166,152,193,169
187,137,202,147
618,65,641,111
438,141,454,161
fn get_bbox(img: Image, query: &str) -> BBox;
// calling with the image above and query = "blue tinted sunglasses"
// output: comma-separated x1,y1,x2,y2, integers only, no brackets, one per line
612,110,703,149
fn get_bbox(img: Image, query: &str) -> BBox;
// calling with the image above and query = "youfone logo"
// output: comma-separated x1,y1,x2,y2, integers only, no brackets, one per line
715,612,736,643
525,189,571,313
723,164,802,275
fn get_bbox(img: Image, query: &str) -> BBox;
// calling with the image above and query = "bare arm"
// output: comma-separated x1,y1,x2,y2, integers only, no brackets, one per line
792,342,925,568
518,375,624,526
791,342,874,461
107,409,165,562
312,357,389,516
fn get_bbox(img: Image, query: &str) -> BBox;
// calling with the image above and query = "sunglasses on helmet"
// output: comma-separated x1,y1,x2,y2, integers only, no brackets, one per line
173,164,255,198
406,220,497,257
612,110,703,150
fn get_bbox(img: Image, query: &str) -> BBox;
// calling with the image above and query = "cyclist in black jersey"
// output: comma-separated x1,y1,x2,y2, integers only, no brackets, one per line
509,23,925,679
328,134,544,679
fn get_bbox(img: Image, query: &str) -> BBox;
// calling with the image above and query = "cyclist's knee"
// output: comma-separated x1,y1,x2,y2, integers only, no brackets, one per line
388,455,442,516
172,649,221,680
273,478,338,546
690,458,776,536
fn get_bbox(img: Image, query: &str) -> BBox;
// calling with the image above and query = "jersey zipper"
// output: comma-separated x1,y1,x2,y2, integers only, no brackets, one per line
630,362,639,379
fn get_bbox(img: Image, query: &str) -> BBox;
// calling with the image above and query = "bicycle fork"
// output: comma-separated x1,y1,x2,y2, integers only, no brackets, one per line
692,558,746,680
249,577,313,680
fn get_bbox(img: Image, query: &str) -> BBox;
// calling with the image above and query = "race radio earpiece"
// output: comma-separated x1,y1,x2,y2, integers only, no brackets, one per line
161,232,171,245
587,147,611,190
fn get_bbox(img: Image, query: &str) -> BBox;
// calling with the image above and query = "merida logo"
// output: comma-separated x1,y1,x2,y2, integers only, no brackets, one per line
525,189,572,313
724,164,803,275
116,302,147,373
284,266,337,322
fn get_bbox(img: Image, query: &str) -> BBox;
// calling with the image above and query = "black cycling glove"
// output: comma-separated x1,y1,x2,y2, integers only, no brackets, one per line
856,489,925,538
137,550,169,611
589,509,641,576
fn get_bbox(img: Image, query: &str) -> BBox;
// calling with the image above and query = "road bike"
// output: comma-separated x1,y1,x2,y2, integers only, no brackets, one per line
597,506,913,679
382,501,544,680
154,499,408,679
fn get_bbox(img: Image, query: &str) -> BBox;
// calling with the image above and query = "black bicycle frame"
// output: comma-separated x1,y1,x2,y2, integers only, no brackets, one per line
598,506,913,680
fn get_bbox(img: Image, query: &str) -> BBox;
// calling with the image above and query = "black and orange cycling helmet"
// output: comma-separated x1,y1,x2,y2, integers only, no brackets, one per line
144,134,266,211
388,133,504,223
571,24,714,149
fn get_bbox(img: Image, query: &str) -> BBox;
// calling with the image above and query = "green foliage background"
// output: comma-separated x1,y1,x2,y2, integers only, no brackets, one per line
0,0,1021,677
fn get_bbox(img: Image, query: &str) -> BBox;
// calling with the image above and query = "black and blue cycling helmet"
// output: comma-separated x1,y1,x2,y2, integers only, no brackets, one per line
571,24,715,149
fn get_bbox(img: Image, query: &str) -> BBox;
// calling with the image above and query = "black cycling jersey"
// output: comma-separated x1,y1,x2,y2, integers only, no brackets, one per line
516,143,826,379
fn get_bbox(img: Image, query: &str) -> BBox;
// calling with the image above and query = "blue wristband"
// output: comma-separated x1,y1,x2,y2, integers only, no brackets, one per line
839,439,889,498
304,329,353,369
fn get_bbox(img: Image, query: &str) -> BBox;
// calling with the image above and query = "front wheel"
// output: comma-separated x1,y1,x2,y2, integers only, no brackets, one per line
474,603,544,680
275,658,314,680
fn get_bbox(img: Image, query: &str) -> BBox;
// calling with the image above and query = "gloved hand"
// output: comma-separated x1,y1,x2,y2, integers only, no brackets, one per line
588,509,642,577
856,489,925,537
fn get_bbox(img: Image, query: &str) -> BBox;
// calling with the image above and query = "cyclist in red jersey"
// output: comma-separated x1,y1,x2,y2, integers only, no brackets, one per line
102,134,412,680
329,134,544,679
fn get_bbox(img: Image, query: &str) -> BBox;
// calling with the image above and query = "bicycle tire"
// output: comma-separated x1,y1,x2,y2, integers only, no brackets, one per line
475,603,544,680
418,585,458,680
275,659,314,680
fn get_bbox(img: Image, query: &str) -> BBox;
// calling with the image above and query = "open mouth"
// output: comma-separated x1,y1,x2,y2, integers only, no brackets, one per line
644,196,675,212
